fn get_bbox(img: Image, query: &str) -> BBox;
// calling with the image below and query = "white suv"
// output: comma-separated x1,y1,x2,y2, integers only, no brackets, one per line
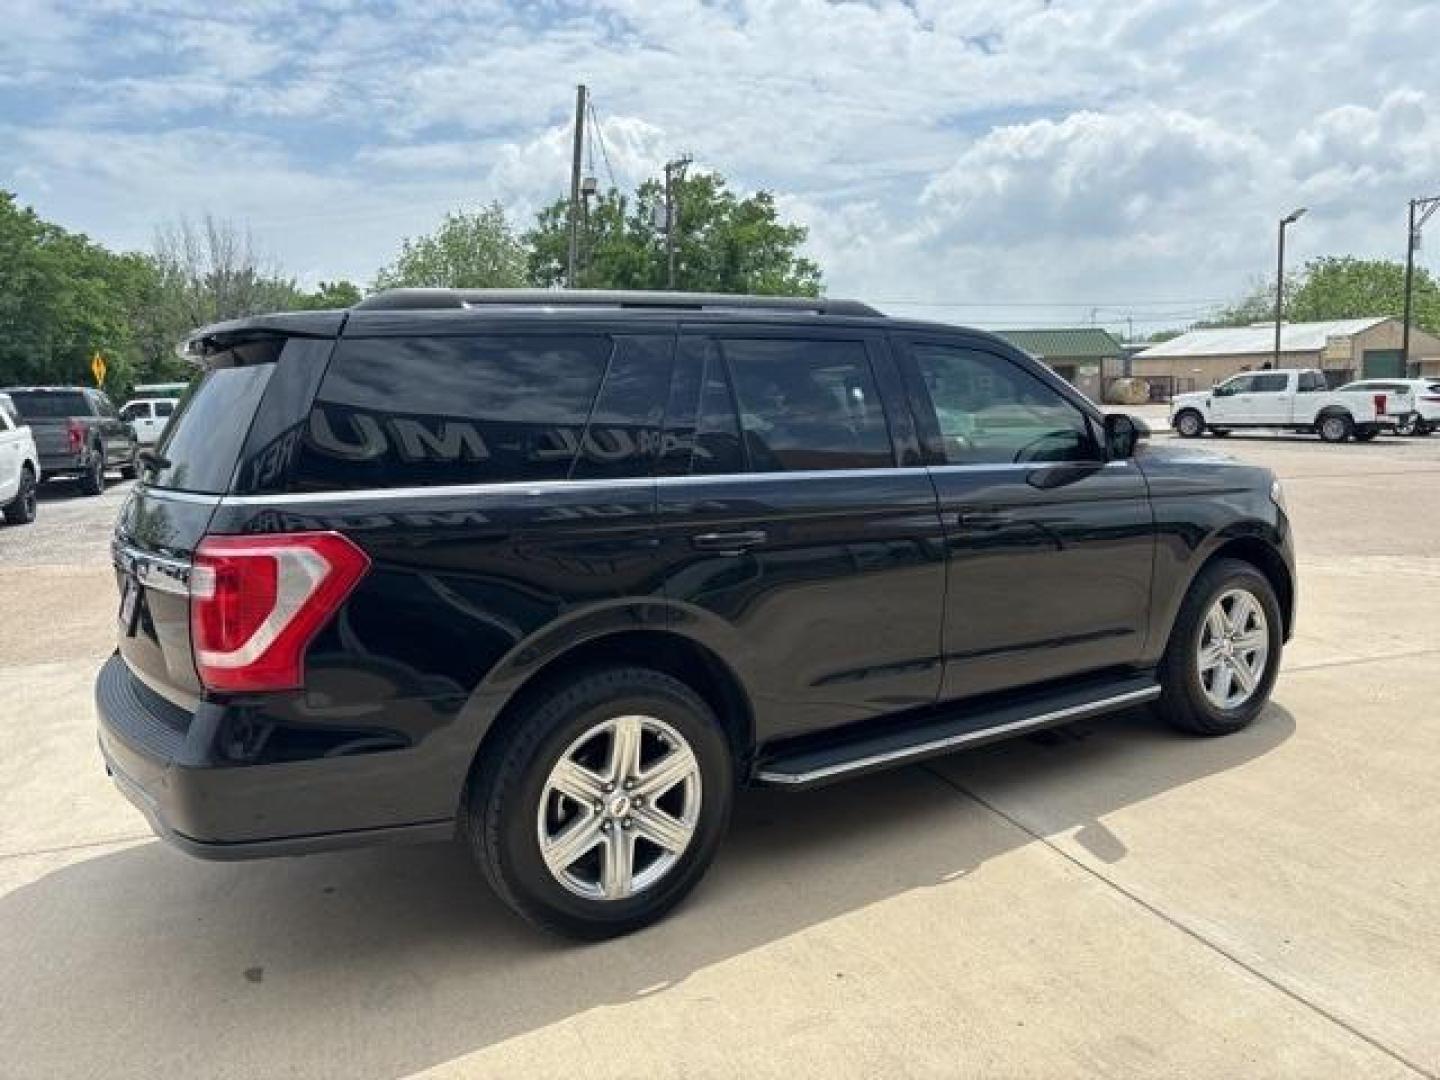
1336,379,1440,436
0,392,40,525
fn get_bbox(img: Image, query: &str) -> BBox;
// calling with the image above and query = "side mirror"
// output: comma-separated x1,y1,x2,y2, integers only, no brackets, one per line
1104,413,1147,459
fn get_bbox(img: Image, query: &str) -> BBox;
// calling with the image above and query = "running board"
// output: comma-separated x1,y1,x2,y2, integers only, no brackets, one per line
752,674,1161,788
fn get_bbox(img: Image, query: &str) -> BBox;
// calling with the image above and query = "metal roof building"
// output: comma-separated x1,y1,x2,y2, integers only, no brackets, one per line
1132,317,1440,390
992,328,1123,402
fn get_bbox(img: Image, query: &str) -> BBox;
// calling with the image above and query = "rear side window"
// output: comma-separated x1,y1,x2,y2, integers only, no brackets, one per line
149,362,276,493
569,335,673,481
9,390,90,418
722,339,892,471
1250,374,1289,393
690,344,745,475
155,400,176,418
292,334,615,490
1298,371,1327,392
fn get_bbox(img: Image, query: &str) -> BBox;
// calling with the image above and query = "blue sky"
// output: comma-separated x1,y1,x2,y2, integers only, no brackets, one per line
2,0,1438,333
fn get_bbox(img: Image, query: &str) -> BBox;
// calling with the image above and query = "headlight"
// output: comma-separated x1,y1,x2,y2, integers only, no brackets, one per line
1270,477,1287,512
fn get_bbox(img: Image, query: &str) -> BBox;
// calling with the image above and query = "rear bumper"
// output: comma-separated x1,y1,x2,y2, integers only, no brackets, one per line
37,452,90,477
94,653,454,859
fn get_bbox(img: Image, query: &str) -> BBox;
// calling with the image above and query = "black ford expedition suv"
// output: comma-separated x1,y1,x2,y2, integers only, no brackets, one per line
97,289,1295,938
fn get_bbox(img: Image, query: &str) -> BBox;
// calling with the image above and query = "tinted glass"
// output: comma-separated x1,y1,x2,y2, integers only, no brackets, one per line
155,400,175,417
691,347,744,475
1299,372,1326,392
911,344,1100,465
1250,374,1289,392
149,363,276,493
1217,375,1254,394
570,335,672,481
293,334,611,490
723,339,891,471
9,390,90,418
121,402,151,421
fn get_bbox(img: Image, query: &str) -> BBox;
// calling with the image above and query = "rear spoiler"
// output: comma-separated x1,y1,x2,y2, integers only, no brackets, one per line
178,311,349,363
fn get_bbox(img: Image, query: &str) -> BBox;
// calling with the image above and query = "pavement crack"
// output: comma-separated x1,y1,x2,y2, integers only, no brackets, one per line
0,834,153,863
922,764,1436,1080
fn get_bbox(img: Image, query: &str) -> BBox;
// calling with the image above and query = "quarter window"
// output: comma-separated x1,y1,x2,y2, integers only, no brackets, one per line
908,344,1101,465
721,339,892,472
292,334,613,490
691,347,745,476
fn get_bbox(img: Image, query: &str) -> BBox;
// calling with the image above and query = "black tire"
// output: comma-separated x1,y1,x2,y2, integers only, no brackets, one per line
1157,558,1283,736
1316,411,1353,443
3,466,37,526
1174,409,1205,438
119,460,138,480
465,666,734,939
78,449,105,495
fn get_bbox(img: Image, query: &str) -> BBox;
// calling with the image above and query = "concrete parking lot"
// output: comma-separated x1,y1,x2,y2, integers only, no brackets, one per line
2,431,1439,1079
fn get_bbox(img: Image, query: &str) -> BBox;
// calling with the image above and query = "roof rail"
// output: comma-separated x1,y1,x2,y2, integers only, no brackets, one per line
354,288,883,318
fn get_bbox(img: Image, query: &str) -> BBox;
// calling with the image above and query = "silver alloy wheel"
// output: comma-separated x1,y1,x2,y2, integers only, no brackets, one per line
1177,412,1202,436
536,714,702,901
1321,416,1347,441
1197,588,1269,710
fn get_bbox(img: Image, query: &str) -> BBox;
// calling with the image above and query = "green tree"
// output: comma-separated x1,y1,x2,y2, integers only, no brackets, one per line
1288,256,1440,332
374,203,527,290
296,280,364,309
527,170,823,295
0,191,156,392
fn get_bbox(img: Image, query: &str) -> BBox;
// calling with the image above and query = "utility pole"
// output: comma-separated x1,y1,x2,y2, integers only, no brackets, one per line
1402,195,1440,373
1274,207,1307,370
663,155,692,290
566,84,587,289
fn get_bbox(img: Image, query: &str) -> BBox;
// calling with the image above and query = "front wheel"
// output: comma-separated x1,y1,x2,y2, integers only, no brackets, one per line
1317,412,1353,443
1174,410,1205,438
1158,559,1282,735
465,666,734,939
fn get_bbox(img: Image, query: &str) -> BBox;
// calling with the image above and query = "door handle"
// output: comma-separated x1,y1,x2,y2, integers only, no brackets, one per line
692,530,768,553
957,510,1013,530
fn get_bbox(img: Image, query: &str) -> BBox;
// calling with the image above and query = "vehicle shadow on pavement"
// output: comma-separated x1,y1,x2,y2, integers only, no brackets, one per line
0,703,1294,1078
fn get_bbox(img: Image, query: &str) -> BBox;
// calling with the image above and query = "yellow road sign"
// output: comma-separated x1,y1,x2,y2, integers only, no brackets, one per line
91,352,106,387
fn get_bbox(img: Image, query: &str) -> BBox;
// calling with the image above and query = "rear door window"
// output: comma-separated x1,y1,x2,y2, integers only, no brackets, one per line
569,335,673,481
1249,374,1290,393
292,334,613,490
721,338,893,472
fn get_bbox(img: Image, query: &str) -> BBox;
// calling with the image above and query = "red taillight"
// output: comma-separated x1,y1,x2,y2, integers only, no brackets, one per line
1374,393,1387,416
66,418,84,452
190,532,370,692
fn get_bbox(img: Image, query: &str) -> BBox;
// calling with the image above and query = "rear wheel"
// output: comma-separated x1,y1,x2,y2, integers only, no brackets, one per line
1317,412,1353,443
78,449,105,495
1174,410,1205,438
465,666,733,939
1158,559,1282,735
3,466,37,525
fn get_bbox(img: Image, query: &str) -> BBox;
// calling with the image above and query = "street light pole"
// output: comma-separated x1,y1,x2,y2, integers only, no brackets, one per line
1402,195,1440,374
1274,207,1307,370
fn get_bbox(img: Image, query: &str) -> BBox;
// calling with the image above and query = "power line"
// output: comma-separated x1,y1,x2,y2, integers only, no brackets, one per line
871,297,1232,308
587,99,620,192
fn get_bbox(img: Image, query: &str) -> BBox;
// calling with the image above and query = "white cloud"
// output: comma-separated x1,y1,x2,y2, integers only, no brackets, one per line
3,0,1439,331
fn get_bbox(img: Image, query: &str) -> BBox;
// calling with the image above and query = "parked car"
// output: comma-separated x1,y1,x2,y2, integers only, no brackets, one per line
1334,378,1440,436
120,396,178,446
0,386,139,494
96,290,1296,938
1170,368,1401,442
0,392,40,525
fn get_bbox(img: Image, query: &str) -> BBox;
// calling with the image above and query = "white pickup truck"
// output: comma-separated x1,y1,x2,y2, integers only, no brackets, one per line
1170,368,1402,443
0,392,40,525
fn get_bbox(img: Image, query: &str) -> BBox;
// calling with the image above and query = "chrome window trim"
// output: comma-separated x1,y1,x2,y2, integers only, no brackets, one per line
172,461,1134,508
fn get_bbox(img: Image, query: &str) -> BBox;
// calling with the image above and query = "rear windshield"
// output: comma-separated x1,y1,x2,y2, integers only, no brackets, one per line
9,390,90,419
148,359,274,493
